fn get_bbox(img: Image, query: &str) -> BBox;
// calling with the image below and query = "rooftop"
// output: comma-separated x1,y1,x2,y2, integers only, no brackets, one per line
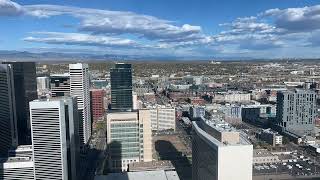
205,115,238,133
128,161,175,172
95,170,180,180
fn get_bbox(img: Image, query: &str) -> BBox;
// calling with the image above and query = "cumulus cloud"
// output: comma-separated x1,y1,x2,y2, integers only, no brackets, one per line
5,0,320,57
262,5,320,32
23,32,142,48
4,2,208,44
0,0,23,16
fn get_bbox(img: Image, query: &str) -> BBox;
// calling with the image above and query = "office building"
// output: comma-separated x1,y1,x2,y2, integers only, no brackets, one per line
3,62,37,145
0,145,34,180
69,63,91,144
192,117,253,180
148,106,176,131
30,97,80,180
0,156,34,180
90,89,105,122
277,89,317,136
0,64,17,156
50,73,70,97
107,111,152,172
189,106,205,119
110,63,133,110
36,76,50,91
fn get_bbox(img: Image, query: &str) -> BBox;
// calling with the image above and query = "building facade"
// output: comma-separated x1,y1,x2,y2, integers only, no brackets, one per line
3,62,37,145
0,64,17,156
189,106,205,119
30,97,80,180
50,74,70,97
69,63,91,144
149,107,176,131
110,63,133,110
107,111,152,172
90,89,105,122
192,117,253,180
0,157,34,180
0,145,34,180
277,89,317,136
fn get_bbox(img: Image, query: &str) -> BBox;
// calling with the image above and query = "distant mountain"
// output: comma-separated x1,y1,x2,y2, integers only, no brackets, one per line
0,50,314,62
0,50,191,62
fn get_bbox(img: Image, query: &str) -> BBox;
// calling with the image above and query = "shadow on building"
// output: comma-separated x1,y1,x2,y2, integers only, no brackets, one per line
155,140,192,180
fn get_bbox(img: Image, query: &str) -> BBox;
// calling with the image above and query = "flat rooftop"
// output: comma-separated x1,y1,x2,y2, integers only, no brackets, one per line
95,170,180,180
205,115,239,133
128,161,175,172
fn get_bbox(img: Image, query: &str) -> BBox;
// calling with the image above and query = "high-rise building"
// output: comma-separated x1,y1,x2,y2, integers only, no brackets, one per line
0,146,34,180
50,73,70,97
107,111,152,172
192,117,253,180
36,76,50,91
69,63,91,145
110,63,133,110
0,157,34,180
0,64,17,156
3,62,37,145
30,97,80,180
90,89,105,122
277,89,317,136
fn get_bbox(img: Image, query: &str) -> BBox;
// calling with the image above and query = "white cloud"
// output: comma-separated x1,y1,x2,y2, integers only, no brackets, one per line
20,4,209,44
0,0,23,16
23,32,142,48
4,0,320,58
262,5,320,32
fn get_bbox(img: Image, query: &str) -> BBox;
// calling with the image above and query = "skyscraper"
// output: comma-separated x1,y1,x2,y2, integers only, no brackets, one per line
30,97,80,180
3,62,37,145
110,63,133,110
192,117,253,180
69,63,91,145
277,89,317,136
0,145,34,180
0,64,17,156
50,73,70,97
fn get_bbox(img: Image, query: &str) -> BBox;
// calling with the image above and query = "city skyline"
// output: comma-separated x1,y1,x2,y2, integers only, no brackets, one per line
2,0,320,59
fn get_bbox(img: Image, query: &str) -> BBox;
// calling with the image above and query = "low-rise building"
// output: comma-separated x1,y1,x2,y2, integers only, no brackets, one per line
258,129,283,146
253,149,280,164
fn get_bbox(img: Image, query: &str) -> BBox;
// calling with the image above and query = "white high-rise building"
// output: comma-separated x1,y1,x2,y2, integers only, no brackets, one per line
0,145,34,180
30,97,80,180
69,63,91,144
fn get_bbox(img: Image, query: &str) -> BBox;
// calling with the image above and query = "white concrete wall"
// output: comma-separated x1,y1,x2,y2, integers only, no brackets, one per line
218,145,253,180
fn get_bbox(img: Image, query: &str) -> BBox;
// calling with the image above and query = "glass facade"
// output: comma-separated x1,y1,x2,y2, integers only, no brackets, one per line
5,62,37,145
110,63,133,110
109,122,140,159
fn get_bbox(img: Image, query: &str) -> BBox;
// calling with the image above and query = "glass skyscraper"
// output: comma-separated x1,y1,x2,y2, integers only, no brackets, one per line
110,63,133,110
2,62,37,145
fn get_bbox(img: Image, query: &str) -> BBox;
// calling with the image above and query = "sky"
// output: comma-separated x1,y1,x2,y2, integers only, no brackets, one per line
2,0,320,59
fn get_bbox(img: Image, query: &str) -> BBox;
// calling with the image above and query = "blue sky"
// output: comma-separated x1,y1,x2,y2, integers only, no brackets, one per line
2,0,320,59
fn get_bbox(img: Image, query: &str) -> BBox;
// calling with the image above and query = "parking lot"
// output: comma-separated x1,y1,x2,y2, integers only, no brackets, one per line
253,153,320,178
